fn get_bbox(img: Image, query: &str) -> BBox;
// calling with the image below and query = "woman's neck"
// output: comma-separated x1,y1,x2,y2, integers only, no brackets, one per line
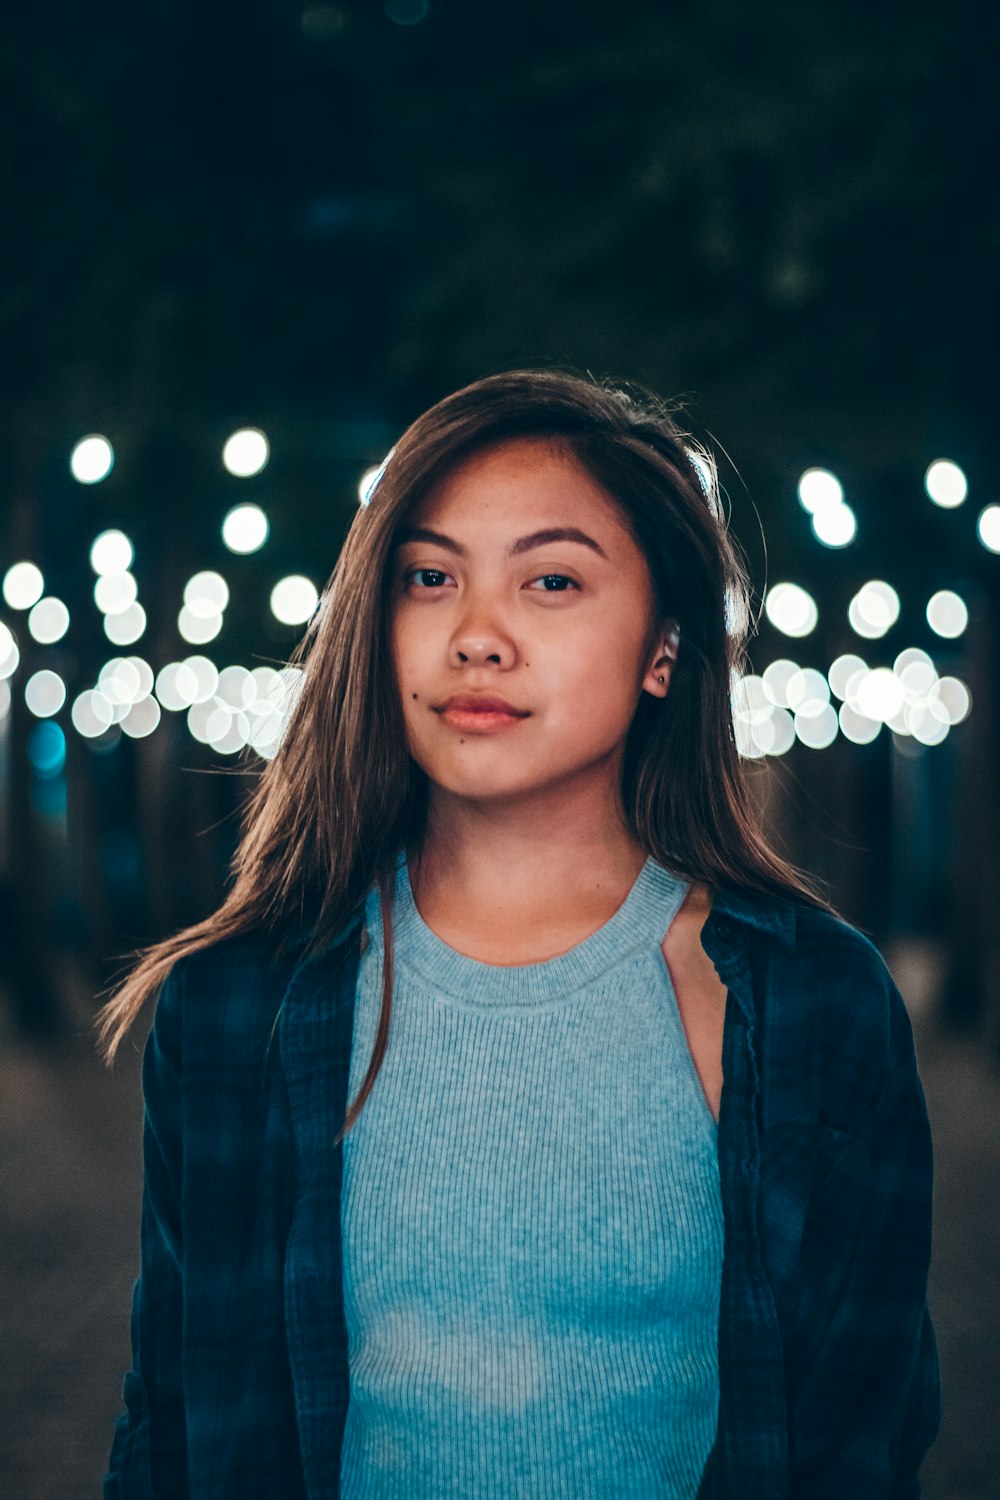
407,811,649,955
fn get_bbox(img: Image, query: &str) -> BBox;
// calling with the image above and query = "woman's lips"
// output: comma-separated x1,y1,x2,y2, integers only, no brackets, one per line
439,707,529,733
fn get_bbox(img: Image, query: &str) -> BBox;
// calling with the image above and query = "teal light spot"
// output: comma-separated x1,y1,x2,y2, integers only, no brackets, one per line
29,721,66,778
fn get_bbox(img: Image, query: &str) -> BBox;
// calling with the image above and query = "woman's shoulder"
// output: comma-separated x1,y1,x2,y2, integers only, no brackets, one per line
704,877,907,1064
767,897,918,1092
145,935,285,1077
162,928,294,996
152,918,358,1056
710,874,901,988
784,898,901,1004
164,908,363,983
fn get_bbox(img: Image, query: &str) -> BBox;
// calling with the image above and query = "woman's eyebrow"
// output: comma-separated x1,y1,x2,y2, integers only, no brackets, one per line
392,525,608,560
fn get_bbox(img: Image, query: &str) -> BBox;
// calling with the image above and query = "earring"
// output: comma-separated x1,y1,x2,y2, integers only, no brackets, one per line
658,675,665,684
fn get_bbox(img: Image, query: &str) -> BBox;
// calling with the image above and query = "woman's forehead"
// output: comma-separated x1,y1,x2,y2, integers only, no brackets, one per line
409,435,628,534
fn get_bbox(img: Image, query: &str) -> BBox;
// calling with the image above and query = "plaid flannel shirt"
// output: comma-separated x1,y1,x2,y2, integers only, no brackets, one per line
105,883,941,1498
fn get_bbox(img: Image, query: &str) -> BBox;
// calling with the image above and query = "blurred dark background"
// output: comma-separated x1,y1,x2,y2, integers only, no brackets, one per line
1,1,997,1494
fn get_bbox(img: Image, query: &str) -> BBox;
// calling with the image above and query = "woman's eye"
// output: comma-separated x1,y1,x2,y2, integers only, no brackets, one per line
527,574,579,593
405,568,452,588
401,569,579,593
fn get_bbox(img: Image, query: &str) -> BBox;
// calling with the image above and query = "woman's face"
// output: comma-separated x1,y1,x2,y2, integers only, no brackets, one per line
388,436,674,810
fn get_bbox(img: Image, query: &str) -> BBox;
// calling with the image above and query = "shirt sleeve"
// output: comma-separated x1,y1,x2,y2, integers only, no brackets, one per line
104,965,190,1499
788,960,942,1498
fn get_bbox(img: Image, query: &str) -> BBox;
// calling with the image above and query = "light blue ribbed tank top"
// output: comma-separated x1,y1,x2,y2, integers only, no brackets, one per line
339,848,723,1499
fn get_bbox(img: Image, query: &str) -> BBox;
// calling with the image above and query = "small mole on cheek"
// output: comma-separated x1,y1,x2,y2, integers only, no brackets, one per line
411,693,419,699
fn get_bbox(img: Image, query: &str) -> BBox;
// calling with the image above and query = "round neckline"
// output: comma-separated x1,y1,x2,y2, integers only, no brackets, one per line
364,848,691,1008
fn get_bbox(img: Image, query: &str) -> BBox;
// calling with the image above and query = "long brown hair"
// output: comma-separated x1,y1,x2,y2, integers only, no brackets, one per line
95,367,841,1142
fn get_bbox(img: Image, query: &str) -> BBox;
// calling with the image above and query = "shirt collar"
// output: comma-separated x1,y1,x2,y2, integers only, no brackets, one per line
292,875,800,959
709,883,798,949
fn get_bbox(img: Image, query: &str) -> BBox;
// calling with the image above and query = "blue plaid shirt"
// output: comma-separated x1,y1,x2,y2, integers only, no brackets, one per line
105,883,940,1498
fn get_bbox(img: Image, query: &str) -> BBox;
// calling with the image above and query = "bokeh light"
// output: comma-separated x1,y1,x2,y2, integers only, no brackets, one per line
977,504,1000,554
187,698,241,751
90,529,134,575
70,434,115,485
25,669,66,718
29,721,66,776
96,657,157,714
763,582,818,638
121,697,161,739
761,658,800,708
811,502,857,548
828,653,869,700
855,667,905,723
270,575,319,625
155,662,201,711
731,672,796,758
839,703,881,744
184,571,230,616
893,646,936,685
926,589,968,639
178,571,228,644
931,677,971,724
849,580,900,640
216,664,255,709
794,703,839,749
182,655,221,703
94,571,139,615
104,603,147,645
124,655,155,699
0,623,21,680
3,562,44,611
742,644,973,756
178,607,223,645
71,689,114,738
222,503,270,554
765,710,796,755
924,459,967,508
732,674,773,727
797,468,843,513
909,711,949,747
222,427,269,477
253,666,304,757
785,667,831,717
28,597,70,645
796,468,855,547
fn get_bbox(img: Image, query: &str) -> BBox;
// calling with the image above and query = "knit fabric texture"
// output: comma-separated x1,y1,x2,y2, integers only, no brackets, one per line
339,848,723,1499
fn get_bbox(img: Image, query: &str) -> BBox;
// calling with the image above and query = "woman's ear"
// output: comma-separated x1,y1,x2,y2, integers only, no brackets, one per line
643,619,681,699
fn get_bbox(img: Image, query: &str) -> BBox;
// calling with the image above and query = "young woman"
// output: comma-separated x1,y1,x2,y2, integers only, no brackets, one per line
99,369,940,1499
